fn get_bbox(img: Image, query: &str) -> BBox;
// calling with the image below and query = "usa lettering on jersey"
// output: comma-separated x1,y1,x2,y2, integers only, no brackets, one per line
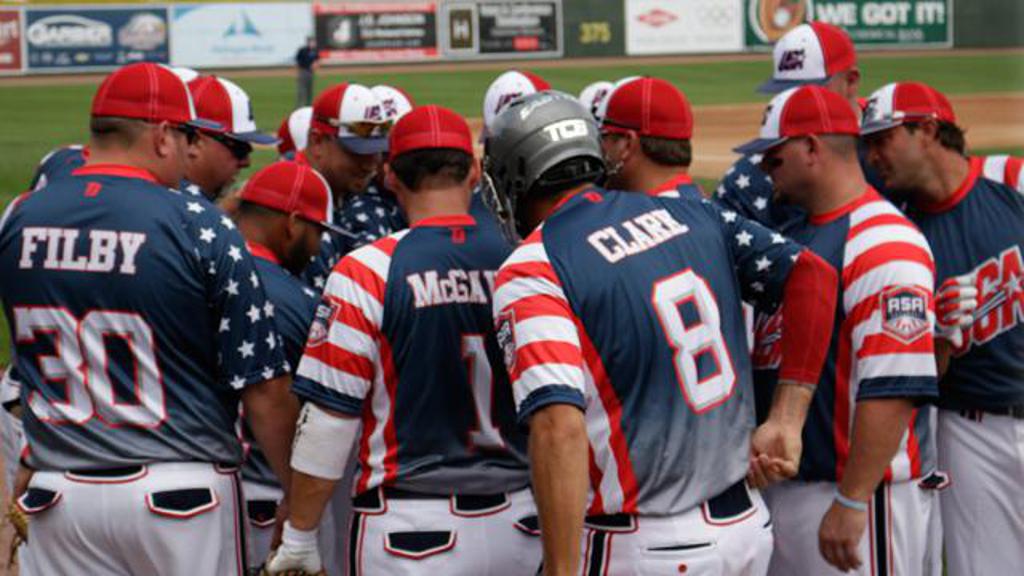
957,245,1024,351
588,209,689,264
406,269,497,308
19,227,146,274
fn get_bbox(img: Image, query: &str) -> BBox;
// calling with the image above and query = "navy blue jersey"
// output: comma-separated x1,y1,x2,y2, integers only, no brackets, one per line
494,189,803,516
29,145,88,191
907,158,1024,411
0,164,287,470
294,214,528,495
241,243,319,487
751,190,938,482
650,173,704,200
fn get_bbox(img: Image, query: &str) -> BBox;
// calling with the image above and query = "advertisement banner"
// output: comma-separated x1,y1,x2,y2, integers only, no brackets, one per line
315,2,438,62
25,7,168,71
626,0,743,55
0,9,22,73
563,0,625,57
444,0,561,58
171,3,312,69
745,0,952,48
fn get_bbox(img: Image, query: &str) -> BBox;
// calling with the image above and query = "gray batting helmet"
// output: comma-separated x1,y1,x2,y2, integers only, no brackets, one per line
482,91,605,238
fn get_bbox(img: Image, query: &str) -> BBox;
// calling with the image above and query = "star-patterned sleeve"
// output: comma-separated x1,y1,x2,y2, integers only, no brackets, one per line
185,199,289,391
703,199,803,312
714,155,804,230
336,187,408,251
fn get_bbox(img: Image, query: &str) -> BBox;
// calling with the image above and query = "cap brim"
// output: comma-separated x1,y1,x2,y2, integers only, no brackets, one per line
339,136,388,155
733,136,788,155
187,118,225,132
232,131,280,146
860,119,902,136
317,220,356,238
757,76,829,95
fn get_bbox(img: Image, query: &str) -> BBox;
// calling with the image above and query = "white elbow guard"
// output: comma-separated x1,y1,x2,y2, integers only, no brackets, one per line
290,402,359,480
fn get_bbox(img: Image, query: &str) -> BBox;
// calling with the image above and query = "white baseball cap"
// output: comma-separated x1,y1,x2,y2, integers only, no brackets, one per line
578,80,614,120
170,66,200,84
187,75,278,145
277,106,313,157
371,85,416,123
758,22,856,94
311,83,389,155
860,82,956,136
481,70,551,139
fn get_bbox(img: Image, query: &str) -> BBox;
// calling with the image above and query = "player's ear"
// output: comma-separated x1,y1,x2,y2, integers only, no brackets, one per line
466,158,481,190
383,163,401,193
153,121,176,159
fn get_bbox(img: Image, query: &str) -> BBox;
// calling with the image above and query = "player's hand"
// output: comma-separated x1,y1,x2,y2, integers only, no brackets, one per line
818,499,868,572
747,418,802,488
935,273,978,348
261,521,324,576
270,499,289,550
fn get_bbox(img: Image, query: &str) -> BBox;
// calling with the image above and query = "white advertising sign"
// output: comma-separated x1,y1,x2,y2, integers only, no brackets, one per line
171,3,313,68
626,0,743,55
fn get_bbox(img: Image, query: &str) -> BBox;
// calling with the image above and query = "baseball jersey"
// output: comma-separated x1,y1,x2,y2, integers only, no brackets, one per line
29,145,88,191
650,173,704,200
980,154,1024,194
906,157,1024,411
715,154,805,231
293,214,528,496
750,189,938,483
494,188,804,516
0,164,287,471
240,242,320,488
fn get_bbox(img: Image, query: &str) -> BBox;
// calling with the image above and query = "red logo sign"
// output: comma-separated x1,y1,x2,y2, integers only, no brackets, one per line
0,9,22,72
637,9,678,28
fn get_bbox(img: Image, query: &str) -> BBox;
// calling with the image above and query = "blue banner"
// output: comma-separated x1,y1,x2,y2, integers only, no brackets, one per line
25,7,169,71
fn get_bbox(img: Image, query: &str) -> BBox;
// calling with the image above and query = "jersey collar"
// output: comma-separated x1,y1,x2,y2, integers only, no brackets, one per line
648,172,693,196
72,163,159,183
913,156,981,215
412,214,476,229
246,241,281,265
808,187,878,225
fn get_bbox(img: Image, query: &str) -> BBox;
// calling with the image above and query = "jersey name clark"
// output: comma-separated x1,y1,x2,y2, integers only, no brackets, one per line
18,226,146,274
588,208,690,264
406,268,497,309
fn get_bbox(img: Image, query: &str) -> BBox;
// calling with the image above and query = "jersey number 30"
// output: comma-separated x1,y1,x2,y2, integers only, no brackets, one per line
652,270,736,413
14,307,166,427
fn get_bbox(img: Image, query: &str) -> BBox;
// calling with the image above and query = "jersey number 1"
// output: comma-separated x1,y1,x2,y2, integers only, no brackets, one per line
652,270,737,413
14,307,166,427
462,334,505,450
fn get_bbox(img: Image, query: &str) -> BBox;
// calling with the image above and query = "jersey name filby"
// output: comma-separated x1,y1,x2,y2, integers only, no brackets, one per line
406,268,497,308
19,226,146,274
588,208,690,264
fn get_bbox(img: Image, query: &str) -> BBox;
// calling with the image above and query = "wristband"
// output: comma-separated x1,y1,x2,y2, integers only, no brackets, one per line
282,520,318,551
834,490,869,512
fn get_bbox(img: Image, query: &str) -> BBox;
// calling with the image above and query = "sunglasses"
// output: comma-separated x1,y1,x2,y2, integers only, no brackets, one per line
316,115,392,138
173,124,199,145
207,132,253,160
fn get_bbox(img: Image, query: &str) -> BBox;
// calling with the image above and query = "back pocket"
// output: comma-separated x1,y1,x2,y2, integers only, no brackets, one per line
17,487,61,516
146,487,219,519
384,531,456,560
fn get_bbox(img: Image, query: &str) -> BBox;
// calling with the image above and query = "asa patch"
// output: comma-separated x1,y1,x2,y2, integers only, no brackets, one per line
307,300,339,347
495,309,517,371
880,285,930,344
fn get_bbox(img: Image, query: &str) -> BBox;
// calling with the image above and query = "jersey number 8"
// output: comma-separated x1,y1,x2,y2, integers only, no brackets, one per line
652,270,737,414
14,306,166,428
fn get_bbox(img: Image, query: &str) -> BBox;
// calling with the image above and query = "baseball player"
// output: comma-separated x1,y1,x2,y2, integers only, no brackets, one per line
277,107,313,161
578,80,613,122
716,22,865,231
298,83,388,288
231,161,346,572
480,69,551,141
736,85,940,575
28,145,89,191
488,91,839,575
266,105,539,575
861,81,1024,576
599,76,704,200
185,75,278,202
0,62,298,575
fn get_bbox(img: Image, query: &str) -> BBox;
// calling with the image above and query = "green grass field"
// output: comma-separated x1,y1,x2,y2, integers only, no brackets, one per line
1,51,1023,364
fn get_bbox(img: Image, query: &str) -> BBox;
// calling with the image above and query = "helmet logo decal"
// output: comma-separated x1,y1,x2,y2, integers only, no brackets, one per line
542,119,589,142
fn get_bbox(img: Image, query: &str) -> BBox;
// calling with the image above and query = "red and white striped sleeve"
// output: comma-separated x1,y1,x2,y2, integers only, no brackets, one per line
843,199,938,398
492,229,586,424
982,155,1024,193
294,234,404,414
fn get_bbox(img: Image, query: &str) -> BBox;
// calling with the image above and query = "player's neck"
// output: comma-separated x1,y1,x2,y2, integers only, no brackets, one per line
806,162,868,217
629,162,686,193
236,218,285,262
402,187,471,226
918,150,970,205
85,146,175,186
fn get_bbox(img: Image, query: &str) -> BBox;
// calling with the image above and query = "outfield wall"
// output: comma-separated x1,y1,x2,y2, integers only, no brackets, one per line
0,0,1017,75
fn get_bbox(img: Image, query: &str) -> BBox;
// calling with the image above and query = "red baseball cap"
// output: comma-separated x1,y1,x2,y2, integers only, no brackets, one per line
602,77,693,140
388,105,473,161
238,161,343,234
187,76,278,145
861,82,956,135
759,22,856,94
91,62,221,131
735,85,860,154
311,83,389,155
277,107,313,157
